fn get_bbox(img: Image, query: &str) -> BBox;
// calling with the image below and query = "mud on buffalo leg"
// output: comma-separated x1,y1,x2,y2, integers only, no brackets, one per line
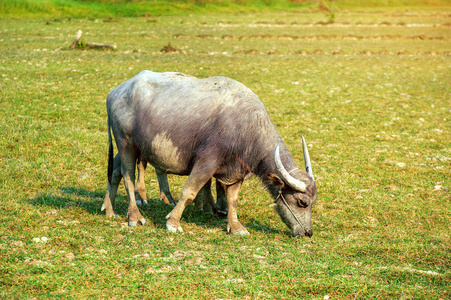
225,180,249,235
102,154,122,218
165,157,218,233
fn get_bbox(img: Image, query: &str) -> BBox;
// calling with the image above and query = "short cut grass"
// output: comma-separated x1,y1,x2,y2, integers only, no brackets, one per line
0,3,450,299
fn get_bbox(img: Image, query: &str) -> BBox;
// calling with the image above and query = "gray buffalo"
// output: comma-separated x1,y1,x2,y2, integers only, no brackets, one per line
104,71,316,237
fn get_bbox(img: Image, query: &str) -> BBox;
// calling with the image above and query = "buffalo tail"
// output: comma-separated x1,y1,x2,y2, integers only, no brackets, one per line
107,115,113,184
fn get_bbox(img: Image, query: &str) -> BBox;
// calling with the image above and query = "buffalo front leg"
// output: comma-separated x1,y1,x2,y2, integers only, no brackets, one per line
120,153,146,227
155,168,176,205
225,180,249,235
135,158,148,207
102,154,122,218
165,160,217,233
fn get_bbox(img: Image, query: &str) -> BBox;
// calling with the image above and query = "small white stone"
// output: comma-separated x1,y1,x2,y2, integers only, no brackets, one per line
396,162,406,167
12,240,25,247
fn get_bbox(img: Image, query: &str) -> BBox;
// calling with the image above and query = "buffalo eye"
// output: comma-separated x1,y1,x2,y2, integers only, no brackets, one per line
297,198,308,208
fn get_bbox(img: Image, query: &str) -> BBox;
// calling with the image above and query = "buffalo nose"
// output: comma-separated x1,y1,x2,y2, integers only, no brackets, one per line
305,229,313,237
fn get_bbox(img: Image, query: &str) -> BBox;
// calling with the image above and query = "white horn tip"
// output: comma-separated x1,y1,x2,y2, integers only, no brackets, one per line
302,136,315,181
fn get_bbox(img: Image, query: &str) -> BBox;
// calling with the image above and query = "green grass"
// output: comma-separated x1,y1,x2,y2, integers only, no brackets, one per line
1,5,450,300
1,0,309,19
1,0,450,19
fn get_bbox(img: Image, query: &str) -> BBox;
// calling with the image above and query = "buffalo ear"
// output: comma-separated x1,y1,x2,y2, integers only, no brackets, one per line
267,173,285,189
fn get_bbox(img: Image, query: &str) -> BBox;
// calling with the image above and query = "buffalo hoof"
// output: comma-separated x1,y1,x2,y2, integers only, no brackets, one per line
160,193,177,206
136,200,148,207
166,221,183,233
213,208,228,219
165,211,183,232
104,211,118,218
128,218,147,227
227,224,250,236
101,203,117,218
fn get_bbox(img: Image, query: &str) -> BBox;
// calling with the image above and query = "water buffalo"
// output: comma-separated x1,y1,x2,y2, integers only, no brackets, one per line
105,71,316,236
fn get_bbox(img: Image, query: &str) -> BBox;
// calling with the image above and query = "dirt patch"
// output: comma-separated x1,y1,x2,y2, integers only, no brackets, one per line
176,34,448,41
197,34,215,39
234,49,260,54
140,33,158,39
174,34,190,39
160,43,181,53
103,17,119,23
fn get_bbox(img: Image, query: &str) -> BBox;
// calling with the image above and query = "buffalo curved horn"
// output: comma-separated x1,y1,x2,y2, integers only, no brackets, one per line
302,136,315,181
274,143,307,192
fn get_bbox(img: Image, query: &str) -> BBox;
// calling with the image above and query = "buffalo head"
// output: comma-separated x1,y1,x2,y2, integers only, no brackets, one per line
268,137,317,237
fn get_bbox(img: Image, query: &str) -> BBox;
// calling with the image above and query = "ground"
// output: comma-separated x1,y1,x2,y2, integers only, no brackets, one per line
0,6,450,299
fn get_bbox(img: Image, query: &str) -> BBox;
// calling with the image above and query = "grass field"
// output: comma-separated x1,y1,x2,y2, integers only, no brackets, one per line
1,2,450,299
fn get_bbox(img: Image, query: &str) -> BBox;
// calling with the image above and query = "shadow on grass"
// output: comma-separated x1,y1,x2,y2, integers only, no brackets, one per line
29,187,285,234
28,186,227,230
246,218,284,235
28,187,105,215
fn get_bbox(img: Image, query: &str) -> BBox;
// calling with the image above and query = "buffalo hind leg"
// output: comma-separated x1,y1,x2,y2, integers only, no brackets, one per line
165,159,218,233
103,154,147,217
225,180,249,235
193,179,228,217
120,149,146,227
102,154,122,218
194,179,214,213
155,168,176,205
213,182,228,218
135,158,148,207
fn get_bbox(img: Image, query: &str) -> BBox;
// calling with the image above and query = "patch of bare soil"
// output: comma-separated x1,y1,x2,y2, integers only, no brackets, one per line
223,49,451,56
173,34,190,39
140,33,158,39
160,43,182,53
216,21,449,27
234,49,260,54
177,34,448,41
197,35,215,39
293,50,451,56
